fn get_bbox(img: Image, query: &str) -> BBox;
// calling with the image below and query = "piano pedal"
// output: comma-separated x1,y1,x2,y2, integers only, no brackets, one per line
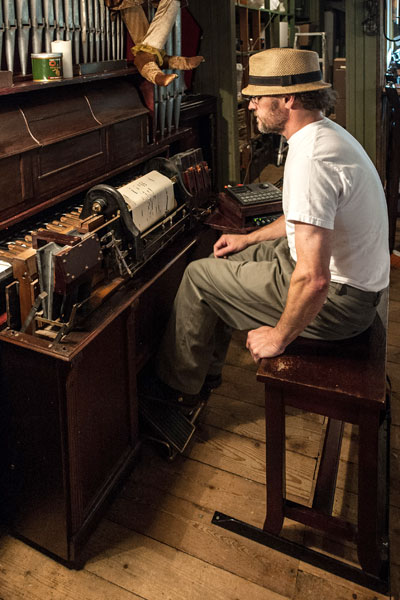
139,395,207,457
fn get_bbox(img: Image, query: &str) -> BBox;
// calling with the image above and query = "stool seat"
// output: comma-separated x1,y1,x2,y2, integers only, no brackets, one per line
257,316,387,411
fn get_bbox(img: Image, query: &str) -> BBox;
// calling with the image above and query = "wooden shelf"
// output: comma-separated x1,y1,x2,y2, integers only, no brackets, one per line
0,66,137,96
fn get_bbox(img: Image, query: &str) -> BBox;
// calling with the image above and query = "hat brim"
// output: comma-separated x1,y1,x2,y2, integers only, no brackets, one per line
241,80,331,96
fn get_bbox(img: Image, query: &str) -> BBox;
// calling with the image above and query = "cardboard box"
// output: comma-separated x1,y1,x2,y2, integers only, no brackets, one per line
295,24,317,47
333,58,346,99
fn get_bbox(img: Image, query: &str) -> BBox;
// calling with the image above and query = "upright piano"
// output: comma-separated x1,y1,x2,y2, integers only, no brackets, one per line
0,60,217,566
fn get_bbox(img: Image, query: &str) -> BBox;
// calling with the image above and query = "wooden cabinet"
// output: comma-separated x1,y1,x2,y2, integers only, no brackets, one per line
0,228,213,567
0,66,217,565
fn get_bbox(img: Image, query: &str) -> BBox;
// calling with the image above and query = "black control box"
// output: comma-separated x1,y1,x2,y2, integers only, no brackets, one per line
225,182,282,206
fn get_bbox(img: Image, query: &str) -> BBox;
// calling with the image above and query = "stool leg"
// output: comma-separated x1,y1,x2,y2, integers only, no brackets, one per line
263,384,285,534
357,407,388,577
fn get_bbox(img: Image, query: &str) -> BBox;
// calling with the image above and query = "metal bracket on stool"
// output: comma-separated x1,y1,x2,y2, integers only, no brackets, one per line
212,512,389,594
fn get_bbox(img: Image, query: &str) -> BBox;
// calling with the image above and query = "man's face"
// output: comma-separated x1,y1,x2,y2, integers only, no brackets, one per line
249,96,289,135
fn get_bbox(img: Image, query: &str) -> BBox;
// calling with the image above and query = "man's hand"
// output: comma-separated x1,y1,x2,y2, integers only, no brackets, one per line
213,234,249,258
246,326,287,362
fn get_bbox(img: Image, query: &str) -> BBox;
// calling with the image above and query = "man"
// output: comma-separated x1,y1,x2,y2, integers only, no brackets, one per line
146,47,390,408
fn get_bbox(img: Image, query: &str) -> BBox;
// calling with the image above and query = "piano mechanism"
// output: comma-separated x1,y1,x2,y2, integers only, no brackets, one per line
0,148,213,345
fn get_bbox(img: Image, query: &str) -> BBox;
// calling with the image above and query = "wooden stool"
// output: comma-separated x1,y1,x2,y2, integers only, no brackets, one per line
212,309,390,594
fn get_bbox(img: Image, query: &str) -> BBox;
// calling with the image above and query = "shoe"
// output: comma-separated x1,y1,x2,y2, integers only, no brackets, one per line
202,373,222,392
139,376,200,409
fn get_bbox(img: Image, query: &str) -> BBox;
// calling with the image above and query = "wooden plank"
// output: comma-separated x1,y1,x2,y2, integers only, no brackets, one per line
226,330,257,370
302,527,359,567
332,487,357,526
105,482,300,599
389,562,400,598
390,388,400,427
0,535,141,600
336,441,400,511
203,395,327,459
388,322,400,347
390,448,400,509
127,446,266,524
84,520,289,600
390,505,400,566
388,344,400,365
125,446,305,542
293,566,389,600
217,364,265,406
389,299,400,323
216,364,326,423
187,423,318,504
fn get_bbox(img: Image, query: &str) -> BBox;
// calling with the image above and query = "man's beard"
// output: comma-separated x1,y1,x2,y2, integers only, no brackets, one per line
256,99,289,135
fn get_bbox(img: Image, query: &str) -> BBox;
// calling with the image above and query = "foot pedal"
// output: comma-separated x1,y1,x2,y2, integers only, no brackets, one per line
139,395,196,454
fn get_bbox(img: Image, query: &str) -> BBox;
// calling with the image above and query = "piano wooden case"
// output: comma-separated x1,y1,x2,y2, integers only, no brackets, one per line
0,72,217,566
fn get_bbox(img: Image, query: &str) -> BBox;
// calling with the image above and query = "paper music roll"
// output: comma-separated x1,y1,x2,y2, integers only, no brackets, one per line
279,21,289,48
51,40,73,78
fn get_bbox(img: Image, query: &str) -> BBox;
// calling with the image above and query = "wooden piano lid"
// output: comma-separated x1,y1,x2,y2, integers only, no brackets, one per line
0,100,39,158
18,86,101,145
84,79,149,125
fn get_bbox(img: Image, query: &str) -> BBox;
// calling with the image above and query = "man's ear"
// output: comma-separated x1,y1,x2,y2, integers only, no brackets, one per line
283,94,296,109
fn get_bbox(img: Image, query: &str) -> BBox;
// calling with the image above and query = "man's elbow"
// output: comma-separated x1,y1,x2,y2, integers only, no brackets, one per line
310,273,330,296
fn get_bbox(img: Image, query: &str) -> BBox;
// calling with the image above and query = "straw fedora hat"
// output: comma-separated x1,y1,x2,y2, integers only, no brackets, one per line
241,47,331,96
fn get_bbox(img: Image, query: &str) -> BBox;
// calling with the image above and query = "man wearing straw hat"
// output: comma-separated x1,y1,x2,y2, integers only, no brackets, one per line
146,48,390,409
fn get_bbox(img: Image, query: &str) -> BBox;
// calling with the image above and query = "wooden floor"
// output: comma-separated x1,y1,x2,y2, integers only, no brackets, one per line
1,251,400,599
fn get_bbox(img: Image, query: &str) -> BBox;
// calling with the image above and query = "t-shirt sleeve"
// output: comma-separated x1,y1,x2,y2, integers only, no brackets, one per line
284,156,343,230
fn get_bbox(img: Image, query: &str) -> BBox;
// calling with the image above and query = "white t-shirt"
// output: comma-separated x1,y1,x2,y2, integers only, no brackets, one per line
283,117,390,292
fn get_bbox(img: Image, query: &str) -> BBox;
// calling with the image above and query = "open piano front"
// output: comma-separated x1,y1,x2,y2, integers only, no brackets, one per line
0,70,217,566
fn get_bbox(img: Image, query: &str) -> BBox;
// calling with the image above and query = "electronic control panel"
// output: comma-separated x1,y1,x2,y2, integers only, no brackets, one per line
225,182,282,206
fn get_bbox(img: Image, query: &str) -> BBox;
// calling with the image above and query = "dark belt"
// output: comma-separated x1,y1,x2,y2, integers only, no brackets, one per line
332,283,383,306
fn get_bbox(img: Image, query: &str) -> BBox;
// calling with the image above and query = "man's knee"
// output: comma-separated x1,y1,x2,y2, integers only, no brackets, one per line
184,257,217,288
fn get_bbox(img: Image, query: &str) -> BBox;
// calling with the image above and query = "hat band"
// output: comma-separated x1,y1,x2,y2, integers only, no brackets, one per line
248,70,322,87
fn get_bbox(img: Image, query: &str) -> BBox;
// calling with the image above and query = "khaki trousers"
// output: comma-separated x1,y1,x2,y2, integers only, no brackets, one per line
156,237,380,394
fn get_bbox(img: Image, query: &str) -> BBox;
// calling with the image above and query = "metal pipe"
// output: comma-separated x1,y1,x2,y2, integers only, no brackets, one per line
116,9,120,59
165,31,173,134
87,0,94,62
173,9,183,129
63,0,73,45
105,3,110,59
16,0,30,75
43,0,56,53
158,82,167,138
80,0,88,62
0,1,4,68
94,0,100,60
110,10,116,59
54,0,65,39
3,0,16,72
99,0,105,60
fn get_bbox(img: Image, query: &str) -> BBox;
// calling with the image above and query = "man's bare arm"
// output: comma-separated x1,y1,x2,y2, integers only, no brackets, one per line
214,214,286,258
246,222,332,360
